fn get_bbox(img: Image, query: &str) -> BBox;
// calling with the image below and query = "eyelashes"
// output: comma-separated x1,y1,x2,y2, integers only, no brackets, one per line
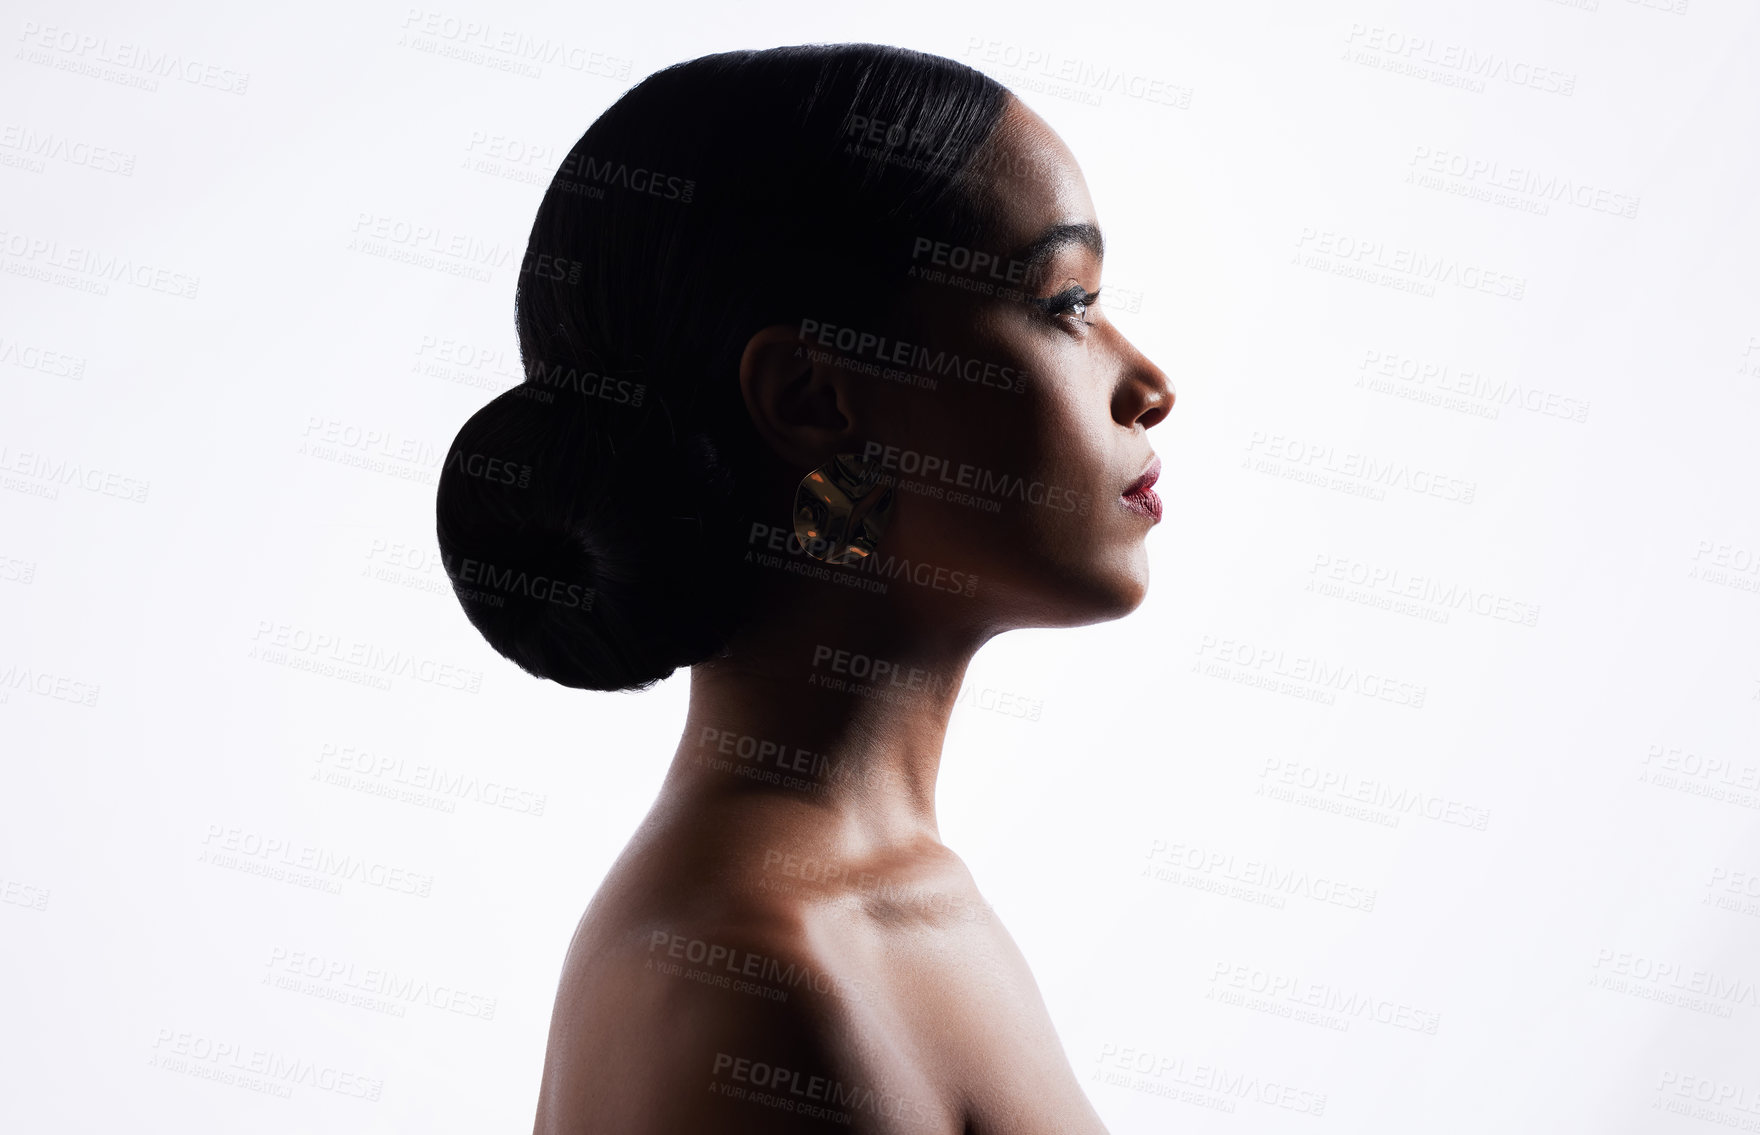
1031,284,1102,328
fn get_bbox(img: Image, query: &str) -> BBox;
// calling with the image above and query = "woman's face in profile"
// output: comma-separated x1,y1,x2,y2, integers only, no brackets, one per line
859,95,1175,630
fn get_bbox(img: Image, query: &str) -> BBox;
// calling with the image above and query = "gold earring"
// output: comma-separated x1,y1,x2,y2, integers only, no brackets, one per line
792,453,897,565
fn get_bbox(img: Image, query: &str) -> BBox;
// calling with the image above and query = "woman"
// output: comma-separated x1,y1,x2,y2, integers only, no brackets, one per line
437,42,1172,1133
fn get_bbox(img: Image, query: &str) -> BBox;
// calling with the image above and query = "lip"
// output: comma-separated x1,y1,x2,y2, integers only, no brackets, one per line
1120,455,1162,522
1123,455,1160,496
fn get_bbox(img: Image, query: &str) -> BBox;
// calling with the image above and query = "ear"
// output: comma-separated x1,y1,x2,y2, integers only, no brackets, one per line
737,323,863,470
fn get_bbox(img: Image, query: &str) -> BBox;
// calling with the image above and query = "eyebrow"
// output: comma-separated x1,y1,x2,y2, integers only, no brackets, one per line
1011,221,1105,282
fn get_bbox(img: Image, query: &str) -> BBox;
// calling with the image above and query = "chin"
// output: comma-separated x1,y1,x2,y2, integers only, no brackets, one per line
1098,571,1150,620
1027,558,1151,628
1089,539,1153,614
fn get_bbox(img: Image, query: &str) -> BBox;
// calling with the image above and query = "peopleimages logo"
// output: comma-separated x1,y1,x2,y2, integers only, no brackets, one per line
0,229,200,299
810,645,951,695
449,556,593,611
16,23,251,95
796,318,1028,393
444,450,530,487
910,236,1032,284
517,357,645,406
745,521,979,598
554,152,695,202
149,1028,382,1101
859,441,1088,515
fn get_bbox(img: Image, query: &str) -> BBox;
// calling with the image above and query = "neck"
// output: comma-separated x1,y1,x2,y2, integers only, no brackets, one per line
655,583,994,857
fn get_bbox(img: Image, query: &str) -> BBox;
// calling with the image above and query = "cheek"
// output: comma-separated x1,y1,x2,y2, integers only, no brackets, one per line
919,320,1062,469
875,307,1099,531
1008,365,1108,504
891,342,1041,472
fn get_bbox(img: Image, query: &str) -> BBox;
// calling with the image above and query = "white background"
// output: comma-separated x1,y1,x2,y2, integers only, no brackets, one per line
4,1,1759,1131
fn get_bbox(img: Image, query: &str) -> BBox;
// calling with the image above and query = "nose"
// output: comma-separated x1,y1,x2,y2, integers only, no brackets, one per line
1112,335,1173,430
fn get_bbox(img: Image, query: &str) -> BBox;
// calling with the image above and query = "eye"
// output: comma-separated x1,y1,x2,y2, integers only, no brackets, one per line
1032,284,1102,329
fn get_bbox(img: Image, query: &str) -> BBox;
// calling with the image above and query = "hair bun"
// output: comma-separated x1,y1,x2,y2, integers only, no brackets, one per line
435,384,737,691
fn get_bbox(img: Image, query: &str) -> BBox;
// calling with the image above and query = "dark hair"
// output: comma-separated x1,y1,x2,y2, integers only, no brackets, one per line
435,43,1011,692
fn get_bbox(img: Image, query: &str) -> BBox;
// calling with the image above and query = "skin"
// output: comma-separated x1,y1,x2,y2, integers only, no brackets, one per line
532,93,1173,1134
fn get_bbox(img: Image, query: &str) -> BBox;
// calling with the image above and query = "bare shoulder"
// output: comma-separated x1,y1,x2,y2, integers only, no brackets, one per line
528,812,1107,1134
532,889,961,1134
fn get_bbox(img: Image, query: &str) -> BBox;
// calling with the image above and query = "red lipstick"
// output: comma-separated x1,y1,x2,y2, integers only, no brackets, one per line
1121,455,1162,522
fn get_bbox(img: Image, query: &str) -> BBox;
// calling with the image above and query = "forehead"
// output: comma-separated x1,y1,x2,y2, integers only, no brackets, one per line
967,96,1097,252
